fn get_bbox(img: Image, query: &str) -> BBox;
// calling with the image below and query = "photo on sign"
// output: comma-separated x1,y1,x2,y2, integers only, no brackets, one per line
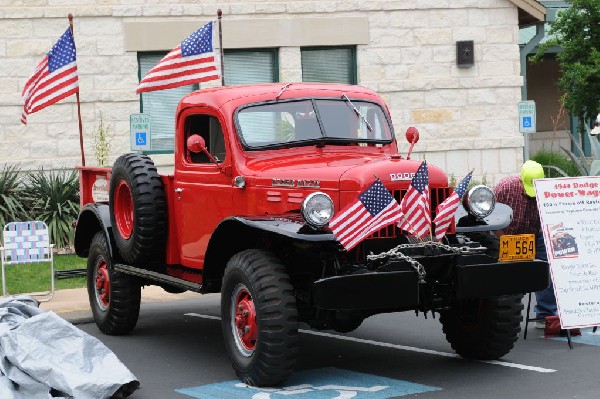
547,222,579,259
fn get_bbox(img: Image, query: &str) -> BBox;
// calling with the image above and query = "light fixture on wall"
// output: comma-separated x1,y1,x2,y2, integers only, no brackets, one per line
456,40,474,68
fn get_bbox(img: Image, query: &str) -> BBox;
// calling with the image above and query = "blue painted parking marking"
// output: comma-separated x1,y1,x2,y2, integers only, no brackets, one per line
176,367,440,399
549,328,600,346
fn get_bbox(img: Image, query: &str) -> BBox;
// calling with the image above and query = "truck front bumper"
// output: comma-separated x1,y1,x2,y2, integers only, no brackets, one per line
311,254,549,310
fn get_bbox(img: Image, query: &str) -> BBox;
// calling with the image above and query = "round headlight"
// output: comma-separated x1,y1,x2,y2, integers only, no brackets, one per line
301,192,334,228
462,185,495,219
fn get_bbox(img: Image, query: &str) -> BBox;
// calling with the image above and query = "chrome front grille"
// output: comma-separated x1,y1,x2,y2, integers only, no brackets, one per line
367,187,452,239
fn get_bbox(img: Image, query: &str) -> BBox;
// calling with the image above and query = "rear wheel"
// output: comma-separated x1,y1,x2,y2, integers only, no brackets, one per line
87,232,141,335
221,249,298,387
109,153,166,265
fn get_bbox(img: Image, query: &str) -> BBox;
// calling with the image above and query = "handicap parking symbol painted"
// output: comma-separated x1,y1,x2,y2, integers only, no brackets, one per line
549,328,600,346
176,367,441,399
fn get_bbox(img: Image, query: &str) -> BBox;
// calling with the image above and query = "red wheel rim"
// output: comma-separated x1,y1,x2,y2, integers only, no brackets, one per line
114,180,134,239
232,285,257,355
95,258,110,310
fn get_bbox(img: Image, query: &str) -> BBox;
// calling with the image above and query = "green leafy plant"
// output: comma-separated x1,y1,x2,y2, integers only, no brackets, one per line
531,148,579,177
22,169,80,249
0,164,26,228
533,0,600,138
92,112,112,167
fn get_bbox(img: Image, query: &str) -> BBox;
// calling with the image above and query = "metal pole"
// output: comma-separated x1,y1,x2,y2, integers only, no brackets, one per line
68,13,85,166
218,9,225,86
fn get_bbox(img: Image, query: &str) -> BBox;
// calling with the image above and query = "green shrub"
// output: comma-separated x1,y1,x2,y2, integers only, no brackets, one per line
0,164,26,227
22,169,80,249
531,149,580,177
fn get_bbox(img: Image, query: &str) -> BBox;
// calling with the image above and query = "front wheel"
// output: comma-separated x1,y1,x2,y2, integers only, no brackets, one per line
87,232,141,335
439,294,524,360
221,249,298,387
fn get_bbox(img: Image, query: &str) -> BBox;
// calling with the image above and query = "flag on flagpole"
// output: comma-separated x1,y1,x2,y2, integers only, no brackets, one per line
329,179,403,251
136,21,220,94
433,170,473,240
21,28,79,125
398,161,431,238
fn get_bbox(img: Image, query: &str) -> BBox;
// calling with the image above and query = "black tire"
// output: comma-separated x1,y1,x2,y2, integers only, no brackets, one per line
442,232,523,359
439,294,524,359
87,231,141,335
221,249,298,387
109,153,166,265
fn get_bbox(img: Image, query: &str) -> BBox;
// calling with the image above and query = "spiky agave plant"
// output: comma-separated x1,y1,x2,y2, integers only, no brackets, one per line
23,168,80,249
0,164,26,228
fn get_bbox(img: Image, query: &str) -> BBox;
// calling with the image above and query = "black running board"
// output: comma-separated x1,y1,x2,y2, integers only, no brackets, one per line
114,264,202,293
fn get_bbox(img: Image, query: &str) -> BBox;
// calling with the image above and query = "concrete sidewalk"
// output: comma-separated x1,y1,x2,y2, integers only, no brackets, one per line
40,286,203,324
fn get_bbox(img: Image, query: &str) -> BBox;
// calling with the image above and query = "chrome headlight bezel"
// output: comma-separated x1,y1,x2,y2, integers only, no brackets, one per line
462,185,495,219
301,192,334,228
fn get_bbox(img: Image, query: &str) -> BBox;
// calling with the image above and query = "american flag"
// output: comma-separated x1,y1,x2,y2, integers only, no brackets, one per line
398,161,431,238
136,21,220,94
329,179,403,251
433,171,472,240
21,28,79,125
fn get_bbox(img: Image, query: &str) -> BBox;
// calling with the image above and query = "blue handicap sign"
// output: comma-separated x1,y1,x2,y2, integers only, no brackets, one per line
136,132,147,146
522,116,532,128
176,368,441,399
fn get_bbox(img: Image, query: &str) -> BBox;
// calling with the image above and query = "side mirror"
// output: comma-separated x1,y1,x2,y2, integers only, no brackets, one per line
187,134,206,153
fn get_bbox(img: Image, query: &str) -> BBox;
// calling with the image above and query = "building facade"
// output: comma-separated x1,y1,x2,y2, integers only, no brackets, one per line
0,0,545,184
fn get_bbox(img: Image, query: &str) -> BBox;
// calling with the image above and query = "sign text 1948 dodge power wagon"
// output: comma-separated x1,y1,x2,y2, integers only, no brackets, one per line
74,83,549,386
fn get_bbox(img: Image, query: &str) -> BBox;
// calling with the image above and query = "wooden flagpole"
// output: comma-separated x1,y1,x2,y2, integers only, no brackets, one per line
68,13,85,166
217,9,225,86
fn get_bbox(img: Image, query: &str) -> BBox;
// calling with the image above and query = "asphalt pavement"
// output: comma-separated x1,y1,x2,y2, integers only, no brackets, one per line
39,285,203,324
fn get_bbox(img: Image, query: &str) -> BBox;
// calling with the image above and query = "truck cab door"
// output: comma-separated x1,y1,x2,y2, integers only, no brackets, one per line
173,111,234,269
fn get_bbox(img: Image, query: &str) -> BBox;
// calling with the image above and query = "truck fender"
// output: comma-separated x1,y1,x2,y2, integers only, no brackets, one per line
455,202,513,233
202,216,337,293
74,203,115,258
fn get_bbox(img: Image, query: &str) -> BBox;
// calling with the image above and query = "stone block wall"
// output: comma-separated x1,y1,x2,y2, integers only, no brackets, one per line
0,0,527,184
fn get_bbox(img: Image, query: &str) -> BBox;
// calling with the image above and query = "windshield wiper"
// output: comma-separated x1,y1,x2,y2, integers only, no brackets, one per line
276,83,292,100
341,93,372,132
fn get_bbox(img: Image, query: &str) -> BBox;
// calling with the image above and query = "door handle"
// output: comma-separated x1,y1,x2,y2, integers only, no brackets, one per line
174,188,183,193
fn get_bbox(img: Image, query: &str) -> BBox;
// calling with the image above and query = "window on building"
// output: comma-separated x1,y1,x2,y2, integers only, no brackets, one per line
223,49,278,85
301,46,357,84
138,52,199,153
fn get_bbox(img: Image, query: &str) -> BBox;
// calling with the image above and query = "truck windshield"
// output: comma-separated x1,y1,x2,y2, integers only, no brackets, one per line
236,99,394,149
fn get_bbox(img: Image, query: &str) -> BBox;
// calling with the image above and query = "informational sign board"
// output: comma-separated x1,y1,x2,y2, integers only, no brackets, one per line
518,100,536,134
535,177,600,329
130,113,151,151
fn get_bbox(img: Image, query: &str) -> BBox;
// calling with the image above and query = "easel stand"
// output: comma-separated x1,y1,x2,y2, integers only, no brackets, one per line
524,293,573,349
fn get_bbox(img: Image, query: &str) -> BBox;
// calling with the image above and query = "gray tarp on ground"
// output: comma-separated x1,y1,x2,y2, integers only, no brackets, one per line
0,296,139,399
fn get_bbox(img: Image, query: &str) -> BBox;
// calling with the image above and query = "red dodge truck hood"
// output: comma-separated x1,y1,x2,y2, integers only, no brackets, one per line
242,148,448,191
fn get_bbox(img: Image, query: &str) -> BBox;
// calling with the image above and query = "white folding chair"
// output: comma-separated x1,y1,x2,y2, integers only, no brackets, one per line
1,221,55,302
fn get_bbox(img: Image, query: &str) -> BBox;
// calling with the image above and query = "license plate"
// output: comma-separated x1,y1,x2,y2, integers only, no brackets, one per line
499,234,536,262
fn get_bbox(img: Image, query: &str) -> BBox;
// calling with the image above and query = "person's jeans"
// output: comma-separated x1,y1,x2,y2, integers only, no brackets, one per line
534,232,557,318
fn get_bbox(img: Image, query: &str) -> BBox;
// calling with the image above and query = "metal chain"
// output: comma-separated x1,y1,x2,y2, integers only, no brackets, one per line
366,241,484,283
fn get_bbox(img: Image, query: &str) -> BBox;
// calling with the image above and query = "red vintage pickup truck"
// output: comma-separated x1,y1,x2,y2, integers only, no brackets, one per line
74,83,548,386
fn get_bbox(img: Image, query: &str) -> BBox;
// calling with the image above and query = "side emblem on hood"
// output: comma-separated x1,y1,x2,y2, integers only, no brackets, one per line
272,178,320,188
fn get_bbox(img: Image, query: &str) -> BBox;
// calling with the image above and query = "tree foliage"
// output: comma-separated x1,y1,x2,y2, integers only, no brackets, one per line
535,0,600,133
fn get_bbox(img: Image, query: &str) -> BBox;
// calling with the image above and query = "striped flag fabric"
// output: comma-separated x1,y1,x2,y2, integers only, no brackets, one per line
329,179,403,251
433,171,473,240
21,28,79,125
398,161,431,238
136,21,220,94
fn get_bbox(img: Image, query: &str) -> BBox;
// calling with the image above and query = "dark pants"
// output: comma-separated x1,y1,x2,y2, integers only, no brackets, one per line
534,232,557,318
